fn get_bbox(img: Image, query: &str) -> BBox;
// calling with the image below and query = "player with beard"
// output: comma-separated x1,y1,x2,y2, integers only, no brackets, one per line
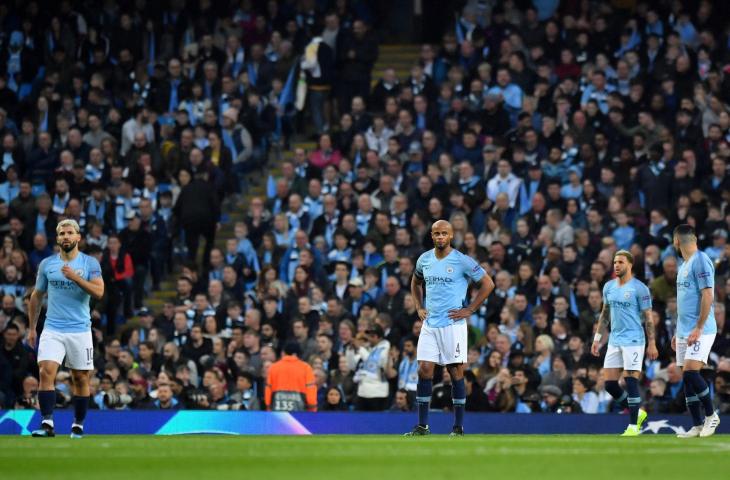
405,220,494,436
591,250,656,436
27,219,105,438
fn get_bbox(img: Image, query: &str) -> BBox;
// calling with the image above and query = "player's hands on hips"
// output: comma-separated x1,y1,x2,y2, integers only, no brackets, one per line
417,308,428,321
671,335,677,351
687,327,701,346
590,341,600,357
646,342,659,361
27,330,36,349
61,265,81,283
447,308,472,320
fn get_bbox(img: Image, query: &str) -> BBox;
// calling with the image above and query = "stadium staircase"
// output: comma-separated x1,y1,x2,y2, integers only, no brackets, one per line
373,44,420,86
125,44,422,333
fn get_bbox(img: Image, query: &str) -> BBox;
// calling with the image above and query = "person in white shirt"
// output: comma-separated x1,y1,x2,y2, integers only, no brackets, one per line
486,160,522,208
121,106,155,156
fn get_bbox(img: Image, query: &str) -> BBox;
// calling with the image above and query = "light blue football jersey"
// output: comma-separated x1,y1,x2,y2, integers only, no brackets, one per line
602,277,652,347
35,253,102,333
676,251,716,339
414,249,485,328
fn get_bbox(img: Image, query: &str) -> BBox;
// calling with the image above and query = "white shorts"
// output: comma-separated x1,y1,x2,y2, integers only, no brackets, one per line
676,334,716,367
416,322,467,365
603,344,644,371
37,329,94,370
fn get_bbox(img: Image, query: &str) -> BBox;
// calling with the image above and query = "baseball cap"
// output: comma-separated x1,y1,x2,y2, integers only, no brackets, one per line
138,307,152,316
223,108,239,122
482,144,497,153
365,324,385,338
348,277,364,287
408,141,422,154
158,115,175,126
540,385,562,397
362,300,377,309
510,341,525,355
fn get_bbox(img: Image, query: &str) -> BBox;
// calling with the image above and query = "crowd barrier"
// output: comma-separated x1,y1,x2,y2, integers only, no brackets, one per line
2,410,727,435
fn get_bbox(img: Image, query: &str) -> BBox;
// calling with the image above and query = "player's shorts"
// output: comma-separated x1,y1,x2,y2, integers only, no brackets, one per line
416,322,467,365
37,329,94,370
603,344,644,371
676,333,716,367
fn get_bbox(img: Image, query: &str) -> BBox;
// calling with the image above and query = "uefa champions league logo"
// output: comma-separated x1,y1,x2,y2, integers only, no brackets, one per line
641,420,687,435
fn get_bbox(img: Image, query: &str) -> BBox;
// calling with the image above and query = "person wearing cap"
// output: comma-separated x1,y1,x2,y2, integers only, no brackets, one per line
591,249,656,436
404,141,424,178
560,166,583,199
344,277,371,318
352,323,390,411
131,307,154,343
539,384,563,413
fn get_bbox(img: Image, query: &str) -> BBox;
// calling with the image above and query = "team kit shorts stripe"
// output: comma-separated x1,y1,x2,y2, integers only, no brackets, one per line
676,333,716,367
603,344,645,371
416,322,468,365
37,329,94,370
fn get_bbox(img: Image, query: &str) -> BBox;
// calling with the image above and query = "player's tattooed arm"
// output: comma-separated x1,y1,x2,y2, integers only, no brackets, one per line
643,309,659,360
597,302,610,332
643,309,655,342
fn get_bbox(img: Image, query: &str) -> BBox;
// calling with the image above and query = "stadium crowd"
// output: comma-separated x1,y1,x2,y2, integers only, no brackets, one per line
1,0,730,415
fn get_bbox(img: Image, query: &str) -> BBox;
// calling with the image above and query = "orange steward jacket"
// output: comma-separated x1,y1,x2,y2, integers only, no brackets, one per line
265,355,317,412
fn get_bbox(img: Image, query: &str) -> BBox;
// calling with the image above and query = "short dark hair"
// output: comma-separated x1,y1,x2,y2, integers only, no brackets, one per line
673,224,695,237
283,341,301,356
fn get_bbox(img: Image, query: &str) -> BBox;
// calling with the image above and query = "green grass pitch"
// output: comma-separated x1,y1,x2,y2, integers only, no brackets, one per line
1,435,729,480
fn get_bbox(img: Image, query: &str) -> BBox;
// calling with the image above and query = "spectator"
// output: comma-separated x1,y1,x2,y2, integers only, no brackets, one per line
353,324,390,411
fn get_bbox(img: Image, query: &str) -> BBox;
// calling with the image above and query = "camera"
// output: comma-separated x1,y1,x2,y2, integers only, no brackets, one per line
103,391,133,408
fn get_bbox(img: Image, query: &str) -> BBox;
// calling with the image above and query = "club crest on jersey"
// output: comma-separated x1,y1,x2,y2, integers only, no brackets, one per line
683,270,689,278
624,291,631,299
446,266,454,274
75,269,84,277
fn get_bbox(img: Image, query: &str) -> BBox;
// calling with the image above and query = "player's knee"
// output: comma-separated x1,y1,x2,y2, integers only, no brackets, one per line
71,371,89,385
39,363,55,378
418,365,434,379
447,366,464,381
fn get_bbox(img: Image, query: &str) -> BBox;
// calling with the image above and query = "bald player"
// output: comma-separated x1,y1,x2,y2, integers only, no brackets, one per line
405,220,494,436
